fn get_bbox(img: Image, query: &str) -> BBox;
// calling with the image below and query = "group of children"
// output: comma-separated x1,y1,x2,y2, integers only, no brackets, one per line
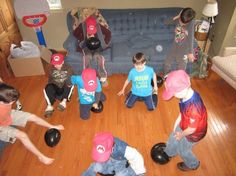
0,7,208,174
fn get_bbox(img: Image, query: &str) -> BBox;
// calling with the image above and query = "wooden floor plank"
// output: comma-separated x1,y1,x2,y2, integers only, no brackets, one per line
0,71,236,176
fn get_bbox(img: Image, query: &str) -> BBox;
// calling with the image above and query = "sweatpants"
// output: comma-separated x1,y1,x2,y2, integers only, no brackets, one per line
44,83,74,105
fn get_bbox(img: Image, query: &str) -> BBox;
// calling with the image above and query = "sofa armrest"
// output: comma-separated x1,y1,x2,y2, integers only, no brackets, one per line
222,47,236,57
63,33,78,53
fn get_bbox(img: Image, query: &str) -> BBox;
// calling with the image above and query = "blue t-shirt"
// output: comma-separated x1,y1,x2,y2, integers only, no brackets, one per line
71,75,102,104
128,66,154,97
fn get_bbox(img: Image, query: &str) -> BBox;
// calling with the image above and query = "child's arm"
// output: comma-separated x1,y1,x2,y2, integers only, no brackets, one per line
117,79,130,96
65,66,74,87
173,113,181,131
174,127,196,141
93,79,102,108
173,113,197,140
152,73,158,94
124,146,146,175
187,20,196,62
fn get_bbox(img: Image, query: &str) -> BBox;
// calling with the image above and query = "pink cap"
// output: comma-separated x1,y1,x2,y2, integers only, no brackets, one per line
92,132,114,162
82,68,97,92
162,70,190,100
86,16,97,35
51,53,64,65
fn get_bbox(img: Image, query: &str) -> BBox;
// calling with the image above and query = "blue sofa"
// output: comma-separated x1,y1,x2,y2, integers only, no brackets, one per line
64,8,193,75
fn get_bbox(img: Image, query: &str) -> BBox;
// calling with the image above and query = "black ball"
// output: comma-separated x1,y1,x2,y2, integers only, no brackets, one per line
91,101,103,113
151,75,164,88
98,172,115,176
150,142,170,165
86,37,101,50
44,128,61,147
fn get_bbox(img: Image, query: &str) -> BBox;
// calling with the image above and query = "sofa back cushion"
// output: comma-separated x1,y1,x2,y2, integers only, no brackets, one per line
100,8,181,40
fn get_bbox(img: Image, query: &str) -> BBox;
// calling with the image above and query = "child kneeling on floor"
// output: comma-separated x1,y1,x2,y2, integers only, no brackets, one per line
82,132,146,176
118,52,158,111
71,68,106,120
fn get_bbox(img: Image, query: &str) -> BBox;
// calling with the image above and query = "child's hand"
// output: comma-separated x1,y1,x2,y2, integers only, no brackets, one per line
187,53,196,62
117,90,125,96
92,103,98,109
174,131,183,140
52,125,64,131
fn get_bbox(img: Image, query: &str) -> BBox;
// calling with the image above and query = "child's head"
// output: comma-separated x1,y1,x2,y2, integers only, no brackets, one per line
0,83,19,104
82,68,97,92
180,8,196,24
86,16,97,37
132,52,147,71
51,53,64,69
92,132,114,162
162,70,191,100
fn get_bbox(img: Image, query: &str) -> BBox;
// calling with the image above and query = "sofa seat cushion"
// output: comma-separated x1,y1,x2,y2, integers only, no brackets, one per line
212,54,236,82
112,38,172,64
128,35,155,49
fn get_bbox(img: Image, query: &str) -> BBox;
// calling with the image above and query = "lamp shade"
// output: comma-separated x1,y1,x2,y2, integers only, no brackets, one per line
202,2,218,17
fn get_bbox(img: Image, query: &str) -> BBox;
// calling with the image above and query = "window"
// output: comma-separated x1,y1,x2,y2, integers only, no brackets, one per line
47,0,62,10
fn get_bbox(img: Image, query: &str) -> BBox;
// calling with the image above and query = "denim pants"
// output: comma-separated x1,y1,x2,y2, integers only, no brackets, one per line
125,92,157,111
82,158,137,176
164,125,200,169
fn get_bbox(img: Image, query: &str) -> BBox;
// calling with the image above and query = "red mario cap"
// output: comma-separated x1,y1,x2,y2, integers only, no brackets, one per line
86,16,97,35
92,132,114,162
51,53,64,65
82,68,97,92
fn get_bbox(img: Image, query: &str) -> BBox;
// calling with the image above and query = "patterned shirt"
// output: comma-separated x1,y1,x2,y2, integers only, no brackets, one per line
48,64,73,88
179,91,208,142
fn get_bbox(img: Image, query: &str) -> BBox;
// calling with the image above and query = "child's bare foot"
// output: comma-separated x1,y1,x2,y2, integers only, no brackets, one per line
51,125,64,130
38,156,54,165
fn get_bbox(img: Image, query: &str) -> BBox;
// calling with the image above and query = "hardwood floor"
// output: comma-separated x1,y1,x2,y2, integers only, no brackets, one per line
0,71,236,176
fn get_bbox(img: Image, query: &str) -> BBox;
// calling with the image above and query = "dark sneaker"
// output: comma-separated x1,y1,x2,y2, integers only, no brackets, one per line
177,162,199,171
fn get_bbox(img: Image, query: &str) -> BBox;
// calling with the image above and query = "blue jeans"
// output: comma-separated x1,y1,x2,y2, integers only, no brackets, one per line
125,92,157,111
82,158,137,176
164,126,200,169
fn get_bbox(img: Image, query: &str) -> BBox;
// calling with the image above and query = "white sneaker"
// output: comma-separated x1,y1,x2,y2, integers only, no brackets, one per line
100,77,107,82
16,101,23,111
44,105,54,117
57,101,66,111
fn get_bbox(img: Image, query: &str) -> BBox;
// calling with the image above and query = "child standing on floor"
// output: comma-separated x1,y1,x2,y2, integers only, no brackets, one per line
163,7,196,75
162,70,207,171
44,53,74,117
71,68,106,120
0,83,64,164
118,52,158,111
82,132,146,176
